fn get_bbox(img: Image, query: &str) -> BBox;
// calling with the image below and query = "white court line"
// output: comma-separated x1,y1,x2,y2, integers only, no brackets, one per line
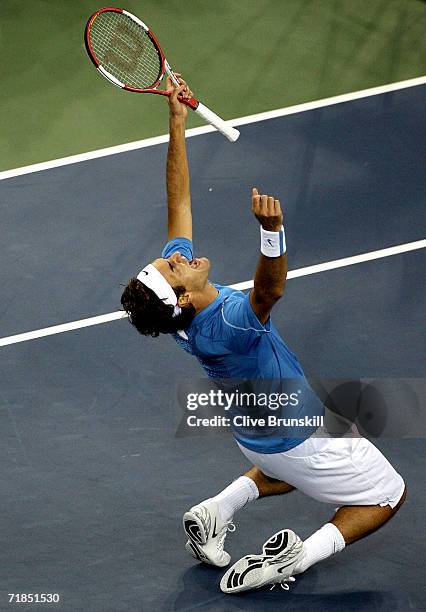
0,76,424,181
0,239,424,348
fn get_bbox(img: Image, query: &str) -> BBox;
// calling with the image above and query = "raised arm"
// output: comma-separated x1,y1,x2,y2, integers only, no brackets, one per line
250,188,287,324
166,75,194,242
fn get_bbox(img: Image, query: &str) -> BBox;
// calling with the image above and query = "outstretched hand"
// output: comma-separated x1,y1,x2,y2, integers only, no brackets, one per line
166,73,194,119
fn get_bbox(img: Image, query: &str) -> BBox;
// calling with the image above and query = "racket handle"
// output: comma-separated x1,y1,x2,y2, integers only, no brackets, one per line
194,102,240,142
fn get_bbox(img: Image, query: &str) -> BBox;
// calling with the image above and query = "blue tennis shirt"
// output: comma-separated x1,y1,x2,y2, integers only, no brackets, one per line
162,237,324,453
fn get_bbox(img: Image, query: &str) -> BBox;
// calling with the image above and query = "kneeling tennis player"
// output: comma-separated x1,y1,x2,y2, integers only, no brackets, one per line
121,75,406,594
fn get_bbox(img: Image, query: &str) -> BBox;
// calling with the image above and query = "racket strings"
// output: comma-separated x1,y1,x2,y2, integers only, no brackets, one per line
90,12,162,88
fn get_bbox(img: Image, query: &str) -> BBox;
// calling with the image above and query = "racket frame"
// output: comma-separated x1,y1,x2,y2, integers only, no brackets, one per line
84,7,198,109
84,7,239,141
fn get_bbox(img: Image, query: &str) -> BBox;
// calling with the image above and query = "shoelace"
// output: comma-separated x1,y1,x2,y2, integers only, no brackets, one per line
269,576,296,591
217,521,236,550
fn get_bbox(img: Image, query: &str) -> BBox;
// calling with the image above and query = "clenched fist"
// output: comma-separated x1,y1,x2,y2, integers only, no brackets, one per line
252,187,283,232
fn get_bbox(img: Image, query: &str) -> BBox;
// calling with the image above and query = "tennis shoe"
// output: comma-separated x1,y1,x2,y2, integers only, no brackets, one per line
220,529,303,594
183,500,235,568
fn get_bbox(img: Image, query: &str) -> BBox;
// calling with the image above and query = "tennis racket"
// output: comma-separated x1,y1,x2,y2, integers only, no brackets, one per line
84,7,240,142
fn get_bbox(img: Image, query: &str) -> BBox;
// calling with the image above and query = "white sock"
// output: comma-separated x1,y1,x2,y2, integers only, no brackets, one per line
207,476,259,522
293,523,346,574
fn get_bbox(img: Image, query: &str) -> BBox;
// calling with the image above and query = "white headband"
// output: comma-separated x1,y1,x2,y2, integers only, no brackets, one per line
137,264,182,317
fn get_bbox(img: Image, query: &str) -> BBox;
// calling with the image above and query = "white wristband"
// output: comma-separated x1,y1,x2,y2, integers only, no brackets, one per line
260,225,286,257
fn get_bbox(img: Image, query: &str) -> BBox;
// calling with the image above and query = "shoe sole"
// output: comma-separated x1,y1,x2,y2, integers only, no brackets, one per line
183,510,208,546
220,530,302,594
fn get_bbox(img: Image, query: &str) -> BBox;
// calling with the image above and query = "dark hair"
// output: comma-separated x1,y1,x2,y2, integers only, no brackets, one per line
121,278,196,337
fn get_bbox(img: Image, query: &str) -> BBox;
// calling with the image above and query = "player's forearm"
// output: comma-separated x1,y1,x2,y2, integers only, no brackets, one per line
166,115,192,240
252,253,288,306
249,190,286,322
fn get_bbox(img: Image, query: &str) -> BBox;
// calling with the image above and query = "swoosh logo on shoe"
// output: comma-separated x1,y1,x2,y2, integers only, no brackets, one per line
211,518,219,539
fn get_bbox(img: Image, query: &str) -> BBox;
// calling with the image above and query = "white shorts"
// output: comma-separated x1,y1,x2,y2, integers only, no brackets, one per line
237,429,405,509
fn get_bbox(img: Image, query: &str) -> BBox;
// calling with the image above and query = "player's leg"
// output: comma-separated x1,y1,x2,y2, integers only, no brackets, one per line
293,486,407,575
183,466,294,567
332,486,407,544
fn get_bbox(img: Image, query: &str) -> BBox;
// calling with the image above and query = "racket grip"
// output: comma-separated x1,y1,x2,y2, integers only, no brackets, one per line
194,102,240,142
